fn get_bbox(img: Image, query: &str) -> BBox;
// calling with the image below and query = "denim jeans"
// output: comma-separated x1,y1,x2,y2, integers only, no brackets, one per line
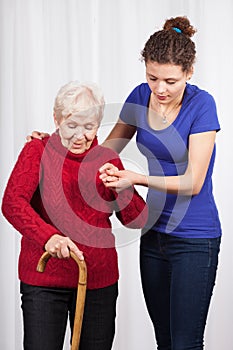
140,230,221,350
20,282,118,350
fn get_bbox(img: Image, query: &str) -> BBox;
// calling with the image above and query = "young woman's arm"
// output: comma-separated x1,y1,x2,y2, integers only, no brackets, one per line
100,131,216,196
101,118,136,153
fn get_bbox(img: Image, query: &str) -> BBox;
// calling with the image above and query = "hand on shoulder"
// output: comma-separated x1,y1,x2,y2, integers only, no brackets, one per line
26,131,50,142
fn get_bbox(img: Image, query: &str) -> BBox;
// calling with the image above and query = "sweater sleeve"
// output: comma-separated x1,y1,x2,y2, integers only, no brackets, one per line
109,158,148,228
1,140,61,247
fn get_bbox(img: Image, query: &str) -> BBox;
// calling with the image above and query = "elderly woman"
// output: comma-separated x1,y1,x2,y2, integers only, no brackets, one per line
1,81,147,350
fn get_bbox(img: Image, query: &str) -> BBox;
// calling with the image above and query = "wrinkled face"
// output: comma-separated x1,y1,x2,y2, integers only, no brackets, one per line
57,110,100,154
146,61,193,105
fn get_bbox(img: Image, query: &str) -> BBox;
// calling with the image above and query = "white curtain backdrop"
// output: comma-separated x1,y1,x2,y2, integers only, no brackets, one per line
1,0,233,349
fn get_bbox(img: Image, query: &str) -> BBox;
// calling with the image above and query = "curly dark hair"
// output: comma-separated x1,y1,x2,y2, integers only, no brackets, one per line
141,16,197,72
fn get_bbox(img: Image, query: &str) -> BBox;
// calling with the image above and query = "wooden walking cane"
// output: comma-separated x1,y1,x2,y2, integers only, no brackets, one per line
36,251,87,350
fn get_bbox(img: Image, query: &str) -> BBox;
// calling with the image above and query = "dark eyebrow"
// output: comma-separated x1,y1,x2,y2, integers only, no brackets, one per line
147,73,156,78
147,73,178,81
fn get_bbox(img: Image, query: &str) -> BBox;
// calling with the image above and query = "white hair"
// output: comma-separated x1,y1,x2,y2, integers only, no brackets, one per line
53,81,105,123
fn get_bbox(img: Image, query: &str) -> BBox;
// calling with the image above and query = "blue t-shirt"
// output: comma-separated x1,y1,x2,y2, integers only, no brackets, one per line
120,83,221,238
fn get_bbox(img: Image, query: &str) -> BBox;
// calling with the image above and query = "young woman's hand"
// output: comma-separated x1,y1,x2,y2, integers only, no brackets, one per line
45,234,84,260
99,163,147,191
26,131,50,142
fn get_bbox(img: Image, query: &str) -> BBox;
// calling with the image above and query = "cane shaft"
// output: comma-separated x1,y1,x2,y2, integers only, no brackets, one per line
36,251,87,350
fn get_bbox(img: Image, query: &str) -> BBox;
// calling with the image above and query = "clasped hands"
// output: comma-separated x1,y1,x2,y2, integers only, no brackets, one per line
99,163,139,191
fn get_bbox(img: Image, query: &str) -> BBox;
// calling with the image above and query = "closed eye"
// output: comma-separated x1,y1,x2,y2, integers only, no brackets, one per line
85,124,96,130
67,123,77,129
147,75,157,81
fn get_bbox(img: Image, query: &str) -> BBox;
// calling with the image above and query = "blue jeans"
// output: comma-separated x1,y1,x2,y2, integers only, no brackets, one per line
140,230,221,350
20,282,118,350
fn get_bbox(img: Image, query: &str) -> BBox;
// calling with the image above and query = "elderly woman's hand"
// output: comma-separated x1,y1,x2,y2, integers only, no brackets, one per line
45,234,84,260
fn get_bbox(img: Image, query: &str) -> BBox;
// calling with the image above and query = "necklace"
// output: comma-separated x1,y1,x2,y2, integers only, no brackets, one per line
162,113,168,124
150,95,182,125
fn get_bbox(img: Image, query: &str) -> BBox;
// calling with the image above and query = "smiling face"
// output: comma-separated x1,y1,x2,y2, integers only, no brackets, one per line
146,60,193,106
57,111,100,154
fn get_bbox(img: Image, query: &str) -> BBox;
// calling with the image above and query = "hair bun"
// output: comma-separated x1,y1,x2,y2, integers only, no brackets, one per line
163,16,196,37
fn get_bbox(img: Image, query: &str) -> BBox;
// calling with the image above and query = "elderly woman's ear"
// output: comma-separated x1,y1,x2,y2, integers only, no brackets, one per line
53,113,59,128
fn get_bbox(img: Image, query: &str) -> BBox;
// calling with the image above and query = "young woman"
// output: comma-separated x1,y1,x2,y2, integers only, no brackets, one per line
99,16,221,350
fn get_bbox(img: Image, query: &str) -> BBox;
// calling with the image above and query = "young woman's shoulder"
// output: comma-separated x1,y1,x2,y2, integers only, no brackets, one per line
184,84,220,133
125,82,151,105
185,83,216,104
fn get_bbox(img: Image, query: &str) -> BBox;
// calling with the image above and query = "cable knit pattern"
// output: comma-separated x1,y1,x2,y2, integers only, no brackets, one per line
2,133,147,289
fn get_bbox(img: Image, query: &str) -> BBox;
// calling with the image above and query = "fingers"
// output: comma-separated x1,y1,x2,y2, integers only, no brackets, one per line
26,131,49,143
104,180,120,189
26,131,42,143
99,163,119,175
99,163,114,173
103,179,130,192
101,175,119,183
45,234,84,260
69,245,84,261
46,238,69,258
26,135,33,142
32,131,50,139
31,131,43,139
99,163,120,185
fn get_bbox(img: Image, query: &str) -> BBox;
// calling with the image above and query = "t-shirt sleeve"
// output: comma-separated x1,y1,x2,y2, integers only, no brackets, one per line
120,84,149,127
119,90,138,126
190,92,220,134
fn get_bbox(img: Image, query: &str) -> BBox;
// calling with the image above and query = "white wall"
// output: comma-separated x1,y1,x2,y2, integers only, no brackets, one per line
1,0,233,349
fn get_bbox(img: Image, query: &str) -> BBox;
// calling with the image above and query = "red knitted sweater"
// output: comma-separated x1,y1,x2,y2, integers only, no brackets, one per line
2,133,147,289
